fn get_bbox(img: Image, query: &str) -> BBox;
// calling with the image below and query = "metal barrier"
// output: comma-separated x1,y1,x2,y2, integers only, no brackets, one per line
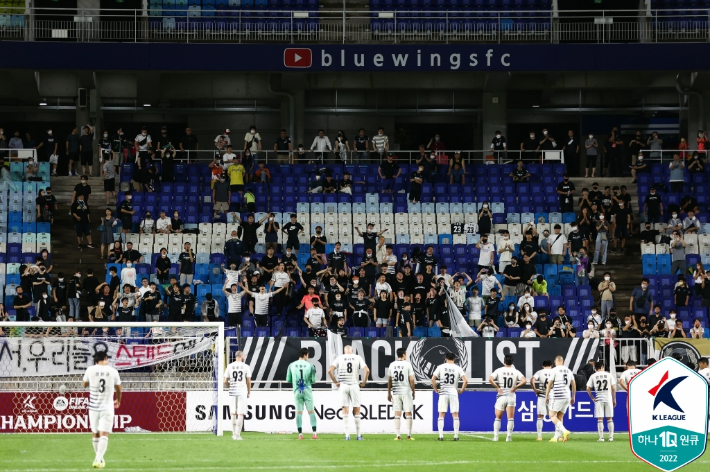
598,337,654,370
1,8,709,44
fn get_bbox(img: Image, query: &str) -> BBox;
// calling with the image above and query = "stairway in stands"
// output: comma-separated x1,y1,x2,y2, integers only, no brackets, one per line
571,177,642,314
49,176,109,282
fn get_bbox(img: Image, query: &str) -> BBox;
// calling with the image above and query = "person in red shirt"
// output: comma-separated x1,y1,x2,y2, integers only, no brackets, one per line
697,130,707,155
678,137,690,160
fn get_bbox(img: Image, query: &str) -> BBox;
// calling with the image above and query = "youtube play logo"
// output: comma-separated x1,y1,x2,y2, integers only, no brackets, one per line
284,48,312,68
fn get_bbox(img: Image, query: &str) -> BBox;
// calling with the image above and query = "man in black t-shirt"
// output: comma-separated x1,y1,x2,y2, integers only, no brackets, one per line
356,223,386,252
178,242,195,285
350,291,372,327
484,289,500,320
13,286,32,322
533,312,553,338
501,258,520,298
409,165,425,203
378,153,401,194
282,214,304,252
612,201,632,254
71,194,93,249
639,222,658,245
490,131,507,157
588,183,603,207
328,243,346,272
182,285,197,321
123,242,142,263
79,125,95,177
556,174,575,213
568,223,584,255
520,131,540,160
273,129,293,163
72,176,92,205
509,160,530,182
119,194,135,237
643,188,664,224
353,129,369,160
39,128,58,165
519,255,536,286
360,247,378,280
260,247,280,284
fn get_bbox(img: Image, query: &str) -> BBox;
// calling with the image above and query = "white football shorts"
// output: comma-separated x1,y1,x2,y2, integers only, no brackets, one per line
232,394,248,415
392,393,413,413
549,399,570,415
340,384,361,408
89,410,114,434
537,397,548,417
438,394,459,413
494,394,516,411
594,400,614,418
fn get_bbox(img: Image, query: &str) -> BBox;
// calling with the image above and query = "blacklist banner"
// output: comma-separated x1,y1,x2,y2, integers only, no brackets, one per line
241,336,600,387
0,336,215,377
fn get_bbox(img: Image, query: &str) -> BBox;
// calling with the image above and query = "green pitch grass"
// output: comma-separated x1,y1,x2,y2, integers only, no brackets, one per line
1,433,708,472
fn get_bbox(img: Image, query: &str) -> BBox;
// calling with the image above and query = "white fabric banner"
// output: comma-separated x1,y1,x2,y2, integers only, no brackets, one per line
446,293,478,338
0,335,215,377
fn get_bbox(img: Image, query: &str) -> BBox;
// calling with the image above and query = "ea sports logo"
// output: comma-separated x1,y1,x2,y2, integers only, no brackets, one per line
53,396,69,412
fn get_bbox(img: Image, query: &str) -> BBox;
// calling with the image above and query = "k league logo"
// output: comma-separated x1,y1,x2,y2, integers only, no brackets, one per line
628,357,708,472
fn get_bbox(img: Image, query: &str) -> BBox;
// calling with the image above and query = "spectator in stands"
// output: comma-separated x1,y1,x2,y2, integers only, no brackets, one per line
378,153,401,194
683,210,700,234
152,249,170,285
604,127,624,177
491,131,507,158
499,241,517,289
222,230,243,268
464,285,485,328
353,129,369,161
416,147,436,183
503,302,519,328
99,209,117,259
31,265,51,305
478,315,499,338
592,213,609,265
168,210,182,234
588,307,602,328
449,162,465,185
601,318,617,341
694,262,706,298
155,126,174,155
71,193,93,249
226,157,245,199
670,232,686,275
211,174,231,219
476,234,496,274
598,272,616,320
478,270,502,303
178,242,195,285
644,131,662,159
519,302,537,325
620,314,642,340
178,127,199,160
630,278,653,321
309,129,331,164
71,175,92,207
651,313,670,337
448,150,465,174
611,200,632,255
643,187,663,224
328,242,347,274
697,130,708,154
117,193,135,242
670,319,686,338
561,130,578,169
120,261,137,288
334,130,349,162
123,241,142,264
281,214,304,253
584,133,598,178
233,213,268,254
532,274,548,298
7,131,22,154
533,312,552,338
134,126,152,170
571,248,589,287
154,210,170,234
668,153,685,193
66,270,82,320
427,132,446,153
254,162,271,184
310,227,327,265
521,320,536,338
548,224,567,264
408,164,425,203
583,321,600,339
78,125,95,177
556,174,575,213
243,125,262,165
674,277,690,308
139,211,155,235
520,130,540,160
220,145,237,170
371,128,390,159
539,128,557,154
214,129,230,157
690,319,705,339
321,173,337,193
549,317,568,338
680,195,699,214
628,130,645,168
509,160,530,183
13,286,32,322
478,202,492,236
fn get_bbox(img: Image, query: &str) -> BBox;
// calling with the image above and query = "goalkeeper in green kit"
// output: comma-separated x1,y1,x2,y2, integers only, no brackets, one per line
286,347,318,440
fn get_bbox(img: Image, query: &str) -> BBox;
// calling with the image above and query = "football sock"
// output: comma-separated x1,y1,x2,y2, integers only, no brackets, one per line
438,418,444,437
296,413,303,433
231,417,238,435
394,417,401,436
507,419,514,436
343,415,349,436
406,417,413,436
92,438,99,453
559,420,568,434
608,420,614,438
536,419,543,437
552,421,561,440
453,418,460,438
236,416,244,437
309,412,317,432
354,416,361,436
597,421,604,439
95,437,108,463
493,419,501,436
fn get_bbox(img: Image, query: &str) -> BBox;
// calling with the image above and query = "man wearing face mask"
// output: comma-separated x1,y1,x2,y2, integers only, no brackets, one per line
490,130,507,159
598,272,616,320
674,277,690,308
592,213,609,265
556,174,575,214
37,127,58,167
134,126,152,170
520,130,540,161
647,131,663,160
539,128,556,153
356,223,387,253
508,160,529,183
224,230,244,267
155,249,172,284
71,194,94,249
670,232,686,276
243,125,262,165
610,201,631,255
630,278,653,323
372,127,389,159
683,210,700,234
583,133,599,178
476,235,496,274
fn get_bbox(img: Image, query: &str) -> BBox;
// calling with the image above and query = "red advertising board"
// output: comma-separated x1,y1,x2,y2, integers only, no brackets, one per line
0,392,186,433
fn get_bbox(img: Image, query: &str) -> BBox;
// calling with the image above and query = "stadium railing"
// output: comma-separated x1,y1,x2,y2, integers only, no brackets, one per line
1,7,709,44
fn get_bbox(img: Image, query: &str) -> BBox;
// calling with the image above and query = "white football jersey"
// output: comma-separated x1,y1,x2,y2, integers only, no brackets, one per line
619,368,642,390
433,363,465,396
549,365,573,400
226,291,244,313
253,292,273,315
491,366,524,397
225,269,240,287
388,360,415,395
532,368,553,398
331,354,367,385
224,361,252,396
587,371,614,402
83,364,121,412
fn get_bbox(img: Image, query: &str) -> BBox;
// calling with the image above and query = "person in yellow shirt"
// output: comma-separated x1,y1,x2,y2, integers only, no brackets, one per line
227,161,245,197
